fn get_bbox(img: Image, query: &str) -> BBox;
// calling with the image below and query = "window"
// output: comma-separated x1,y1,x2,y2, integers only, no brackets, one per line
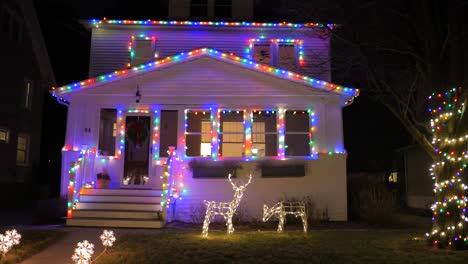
278,44,296,69
252,111,277,157
219,111,244,157
249,39,304,71
23,80,32,109
16,134,29,165
134,40,152,65
0,128,9,143
215,0,231,18
285,110,310,156
253,43,271,64
159,110,178,158
129,35,156,67
98,109,117,156
191,0,208,17
186,111,212,157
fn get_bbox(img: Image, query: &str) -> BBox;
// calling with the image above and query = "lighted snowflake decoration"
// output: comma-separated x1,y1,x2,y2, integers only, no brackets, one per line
71,240,94,264
5,229,21,246
0,234,11,255
100,230,116,247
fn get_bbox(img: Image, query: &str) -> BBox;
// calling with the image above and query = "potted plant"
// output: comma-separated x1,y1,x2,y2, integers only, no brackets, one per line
97,169,111,189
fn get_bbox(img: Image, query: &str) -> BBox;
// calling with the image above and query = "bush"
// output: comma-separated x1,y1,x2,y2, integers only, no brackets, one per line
349,173,398,226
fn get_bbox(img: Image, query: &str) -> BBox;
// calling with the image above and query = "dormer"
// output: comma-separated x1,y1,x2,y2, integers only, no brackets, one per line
168,0,254,21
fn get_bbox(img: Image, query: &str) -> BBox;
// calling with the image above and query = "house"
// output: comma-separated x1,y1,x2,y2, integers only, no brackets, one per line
0,0,55,206
52,7,358,228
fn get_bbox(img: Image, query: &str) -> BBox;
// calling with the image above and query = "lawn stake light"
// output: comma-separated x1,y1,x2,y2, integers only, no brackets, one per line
263,201,308,233
202,174,252,237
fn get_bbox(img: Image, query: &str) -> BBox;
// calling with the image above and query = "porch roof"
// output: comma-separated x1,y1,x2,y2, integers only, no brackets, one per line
51,48,359,104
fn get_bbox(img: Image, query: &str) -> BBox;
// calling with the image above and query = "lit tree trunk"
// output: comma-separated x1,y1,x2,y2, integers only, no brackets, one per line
428,88,468,249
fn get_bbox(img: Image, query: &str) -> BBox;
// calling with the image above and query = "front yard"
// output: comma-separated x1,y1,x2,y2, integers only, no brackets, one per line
93,224,468,264
0,229,66,264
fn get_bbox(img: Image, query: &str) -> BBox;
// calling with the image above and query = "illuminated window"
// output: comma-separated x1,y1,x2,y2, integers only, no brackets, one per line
191,0,208,17
16,134,29,165
252,111,277,157
215,0,231,18
285,110,310,156
98,109,117,156
219,111,244,157
0,128,9,143
186,111,212,157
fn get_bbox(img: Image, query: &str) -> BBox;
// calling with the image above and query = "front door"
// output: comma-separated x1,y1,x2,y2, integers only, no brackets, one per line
122,115,151,187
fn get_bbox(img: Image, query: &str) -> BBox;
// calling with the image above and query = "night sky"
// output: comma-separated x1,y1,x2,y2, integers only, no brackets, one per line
35,0,411,182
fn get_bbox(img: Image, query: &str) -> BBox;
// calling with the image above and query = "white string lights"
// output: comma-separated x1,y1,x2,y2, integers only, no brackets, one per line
0,229,21,257
100,230,116,248
263,201,308,233
71,230,117,264
202,174,252,237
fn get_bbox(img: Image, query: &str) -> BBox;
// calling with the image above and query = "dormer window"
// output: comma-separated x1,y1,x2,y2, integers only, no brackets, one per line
128,35,156,67
191,0,208,17
248,38,304,71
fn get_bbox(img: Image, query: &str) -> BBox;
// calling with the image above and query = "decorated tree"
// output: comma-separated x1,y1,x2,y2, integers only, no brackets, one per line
427,88,468,249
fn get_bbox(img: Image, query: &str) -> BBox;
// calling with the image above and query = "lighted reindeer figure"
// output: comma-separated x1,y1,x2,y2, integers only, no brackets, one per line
263,201,308,233
202,174,252,237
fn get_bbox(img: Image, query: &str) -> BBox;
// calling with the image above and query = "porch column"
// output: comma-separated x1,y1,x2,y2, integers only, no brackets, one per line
178,110,186,159
211,108,219,160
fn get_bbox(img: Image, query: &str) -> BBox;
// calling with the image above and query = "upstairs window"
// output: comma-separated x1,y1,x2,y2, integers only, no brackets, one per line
0,128,9,143
248,39,304,71
215,0,232,18
252,110,277,157
23,80,32,110
285,110,310,156
98,109,117,156
191,0,208,17
219,111,244,157
253,43,272,64
186,111,212,157
16,134,29,166
128,35,156,67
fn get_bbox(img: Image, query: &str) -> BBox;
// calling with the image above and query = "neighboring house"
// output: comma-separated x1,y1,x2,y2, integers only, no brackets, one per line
0,0,55,205
397,145,434,209
52,2,358,228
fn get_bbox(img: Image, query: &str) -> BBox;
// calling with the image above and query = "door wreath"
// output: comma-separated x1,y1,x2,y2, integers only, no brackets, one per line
126,118,149,148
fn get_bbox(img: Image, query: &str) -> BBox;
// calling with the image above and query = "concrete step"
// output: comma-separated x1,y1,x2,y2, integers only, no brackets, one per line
67,217,165,228
80,195,162,203
72,209,161,219
75,202,162,211
80,188,163,197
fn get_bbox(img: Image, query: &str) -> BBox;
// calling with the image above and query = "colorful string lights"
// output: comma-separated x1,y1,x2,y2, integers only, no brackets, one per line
89,18,332,29
51,48,358,99
427,87,468,249
127,34,156,68
247,38,304,66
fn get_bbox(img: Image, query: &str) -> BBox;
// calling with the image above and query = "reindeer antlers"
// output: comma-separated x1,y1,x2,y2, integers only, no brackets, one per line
228,173,252,189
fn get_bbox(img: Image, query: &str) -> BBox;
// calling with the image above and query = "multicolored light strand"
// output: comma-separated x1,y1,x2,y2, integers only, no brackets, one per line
426,87,468,249
247,38,304,66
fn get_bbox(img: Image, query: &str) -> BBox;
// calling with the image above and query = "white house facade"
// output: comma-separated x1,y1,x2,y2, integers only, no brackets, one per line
52,19,358,228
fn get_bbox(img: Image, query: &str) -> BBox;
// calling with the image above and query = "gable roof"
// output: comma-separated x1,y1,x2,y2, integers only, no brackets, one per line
51,48,358,104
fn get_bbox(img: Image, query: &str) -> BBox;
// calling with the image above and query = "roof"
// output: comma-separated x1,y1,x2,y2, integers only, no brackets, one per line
51,48,358,103
86,18,333,29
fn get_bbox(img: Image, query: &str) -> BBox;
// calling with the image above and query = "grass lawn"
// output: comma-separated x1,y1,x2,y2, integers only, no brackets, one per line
0,229,67,264
94,224,468,264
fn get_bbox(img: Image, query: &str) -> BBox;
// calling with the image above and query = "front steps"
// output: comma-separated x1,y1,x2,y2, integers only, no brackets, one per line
66,188,165,228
